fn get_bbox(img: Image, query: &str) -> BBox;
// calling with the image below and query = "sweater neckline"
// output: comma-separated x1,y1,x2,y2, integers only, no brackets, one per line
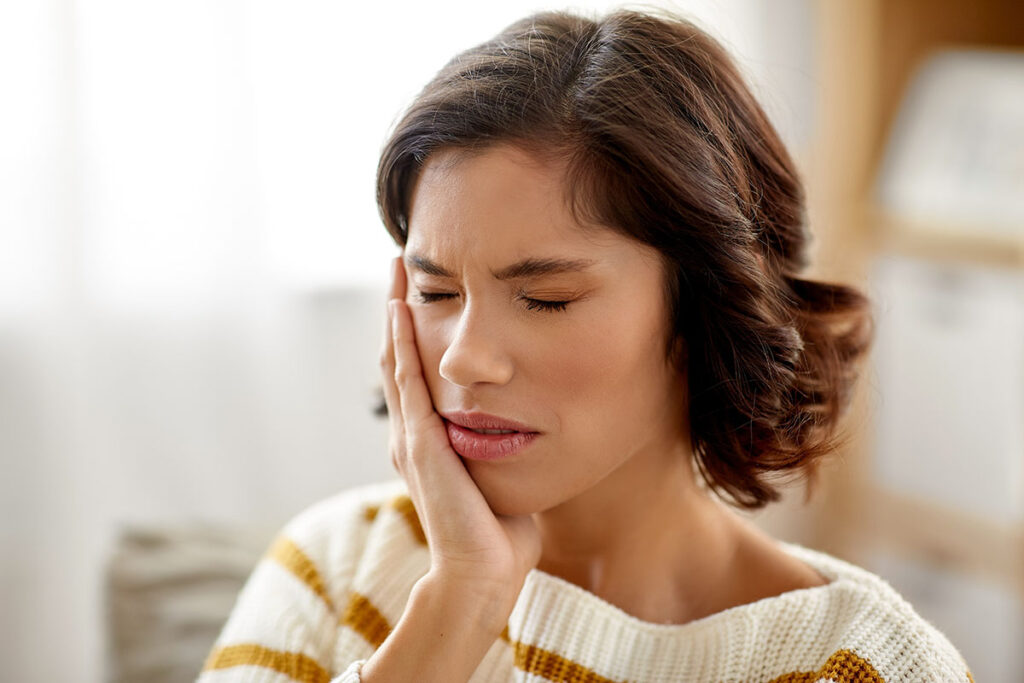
504,541,897,681
512,539,866,637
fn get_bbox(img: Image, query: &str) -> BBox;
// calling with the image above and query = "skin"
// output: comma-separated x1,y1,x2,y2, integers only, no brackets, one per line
384,143,829,627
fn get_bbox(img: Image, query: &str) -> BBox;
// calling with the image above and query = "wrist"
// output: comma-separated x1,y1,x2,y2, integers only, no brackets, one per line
415,571,518,634
360,571,514,683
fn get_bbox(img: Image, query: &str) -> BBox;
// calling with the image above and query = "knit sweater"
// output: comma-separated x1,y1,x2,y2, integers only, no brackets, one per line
198,478,974,683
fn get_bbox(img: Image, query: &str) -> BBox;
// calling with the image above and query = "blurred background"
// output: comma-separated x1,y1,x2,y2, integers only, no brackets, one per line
2,0,1022,681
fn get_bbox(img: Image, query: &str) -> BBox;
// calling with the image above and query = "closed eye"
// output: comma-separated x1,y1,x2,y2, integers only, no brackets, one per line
413,291,571,313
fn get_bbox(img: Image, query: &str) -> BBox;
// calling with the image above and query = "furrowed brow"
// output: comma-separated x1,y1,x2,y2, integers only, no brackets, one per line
406,253,596,281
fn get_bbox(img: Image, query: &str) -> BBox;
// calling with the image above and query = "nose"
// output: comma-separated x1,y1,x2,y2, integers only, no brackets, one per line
438,301,515,388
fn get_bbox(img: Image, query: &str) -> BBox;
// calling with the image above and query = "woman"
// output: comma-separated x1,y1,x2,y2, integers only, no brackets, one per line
200,8,973,682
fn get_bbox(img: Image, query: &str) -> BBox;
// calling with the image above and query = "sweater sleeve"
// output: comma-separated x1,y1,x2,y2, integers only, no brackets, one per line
329,659,366,682
196,484,387,683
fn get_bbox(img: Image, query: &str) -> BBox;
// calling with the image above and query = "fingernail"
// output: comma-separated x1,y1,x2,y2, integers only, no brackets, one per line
387,299,397,322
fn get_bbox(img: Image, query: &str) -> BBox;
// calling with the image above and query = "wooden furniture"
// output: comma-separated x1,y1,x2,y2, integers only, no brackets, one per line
792,0,1024,605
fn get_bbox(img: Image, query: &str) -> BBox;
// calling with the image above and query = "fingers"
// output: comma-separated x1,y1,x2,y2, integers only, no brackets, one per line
380,256,405,368
389,297,440,438
380,255,406,473
390,254,407,302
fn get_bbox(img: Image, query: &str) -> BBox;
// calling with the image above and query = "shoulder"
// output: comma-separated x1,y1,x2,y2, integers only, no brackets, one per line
777,541,975,682
264,478,423,613
201,479,423,679
275,476,419,566
279,479,432,669
848,586,972,681
278,477,413,547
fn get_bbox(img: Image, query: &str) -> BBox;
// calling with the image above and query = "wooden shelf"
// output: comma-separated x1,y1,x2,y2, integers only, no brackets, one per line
867,207,1024,270
806,0,1024,618
853,485,1024,600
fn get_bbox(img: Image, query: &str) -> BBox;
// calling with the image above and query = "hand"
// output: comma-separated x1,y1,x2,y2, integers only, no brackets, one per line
379,255,541,605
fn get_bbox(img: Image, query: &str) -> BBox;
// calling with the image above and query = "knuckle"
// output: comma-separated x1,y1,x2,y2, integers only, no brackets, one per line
393,368,411,387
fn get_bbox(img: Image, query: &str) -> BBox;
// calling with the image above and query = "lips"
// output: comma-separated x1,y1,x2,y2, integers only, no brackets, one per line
443,420,540,461
439,411,541,461
439,411,539,434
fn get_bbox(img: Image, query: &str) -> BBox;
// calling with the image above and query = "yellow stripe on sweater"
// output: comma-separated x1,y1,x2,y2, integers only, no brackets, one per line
202,643,330,683
363,504,380,522
766,648,884,683
340,590,394,648
340,590,516,654
389,494,427,545
513,640,623,683
268,536,335,615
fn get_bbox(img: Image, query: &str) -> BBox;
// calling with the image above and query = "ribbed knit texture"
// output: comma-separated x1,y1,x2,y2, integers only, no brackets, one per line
197,479,975,682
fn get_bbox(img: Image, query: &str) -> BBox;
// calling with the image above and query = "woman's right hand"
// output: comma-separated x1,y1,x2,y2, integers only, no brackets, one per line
379,254,541,611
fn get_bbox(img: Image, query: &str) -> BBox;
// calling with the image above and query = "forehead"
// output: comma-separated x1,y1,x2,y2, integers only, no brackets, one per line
404,144,666,278
406,144,605,248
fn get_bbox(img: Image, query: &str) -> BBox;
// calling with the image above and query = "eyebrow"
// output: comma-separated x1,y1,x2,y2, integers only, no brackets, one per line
406,253,597,281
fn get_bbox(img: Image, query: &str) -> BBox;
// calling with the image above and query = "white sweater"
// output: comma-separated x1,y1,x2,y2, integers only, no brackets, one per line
197,478,974,683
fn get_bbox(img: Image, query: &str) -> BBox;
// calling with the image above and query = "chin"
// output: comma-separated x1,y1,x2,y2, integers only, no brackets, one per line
470,471,553,517
481,487,543,517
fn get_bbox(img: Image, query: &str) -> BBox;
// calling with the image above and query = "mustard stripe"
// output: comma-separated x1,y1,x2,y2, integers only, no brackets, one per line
268,536,335,615
766,648,884,683
363,504,380,522
967,672,975,683
389,494,427,545
513,640,623,683
202,643,330,683
340,590,393,648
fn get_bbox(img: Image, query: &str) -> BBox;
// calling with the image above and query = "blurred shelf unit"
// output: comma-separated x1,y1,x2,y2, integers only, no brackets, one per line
866,250,1024,600
868,207,1024,271
864,485,1024,602
810,0,1024,607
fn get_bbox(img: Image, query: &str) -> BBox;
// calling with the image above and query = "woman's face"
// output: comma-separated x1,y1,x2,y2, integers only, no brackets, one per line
404,143,689,516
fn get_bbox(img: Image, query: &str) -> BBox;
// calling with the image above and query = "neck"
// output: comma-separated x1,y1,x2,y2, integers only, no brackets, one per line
530,440,743,623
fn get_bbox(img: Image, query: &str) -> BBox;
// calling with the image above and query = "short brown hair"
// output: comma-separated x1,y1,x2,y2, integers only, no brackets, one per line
374,8,874,510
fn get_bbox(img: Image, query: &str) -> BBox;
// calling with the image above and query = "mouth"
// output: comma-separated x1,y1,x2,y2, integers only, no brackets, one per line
442,419,540,461
439,410,539,434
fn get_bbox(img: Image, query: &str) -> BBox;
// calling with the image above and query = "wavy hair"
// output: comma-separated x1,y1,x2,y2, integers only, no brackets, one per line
373,8,874,510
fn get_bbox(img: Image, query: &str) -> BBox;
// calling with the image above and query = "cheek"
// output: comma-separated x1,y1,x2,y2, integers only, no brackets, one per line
538,311,663,425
